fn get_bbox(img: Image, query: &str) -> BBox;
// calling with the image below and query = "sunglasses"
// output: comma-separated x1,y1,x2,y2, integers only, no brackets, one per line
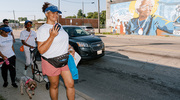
5,22,9,23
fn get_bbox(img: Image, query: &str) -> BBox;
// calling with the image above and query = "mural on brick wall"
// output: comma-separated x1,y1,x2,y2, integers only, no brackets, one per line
110,0,180,36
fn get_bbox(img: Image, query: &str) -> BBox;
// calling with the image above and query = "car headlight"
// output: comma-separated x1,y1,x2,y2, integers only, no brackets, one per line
76,42,89,47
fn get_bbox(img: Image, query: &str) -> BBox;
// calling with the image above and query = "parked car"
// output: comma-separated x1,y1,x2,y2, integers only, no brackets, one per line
79,26,95,35
63,25,105,60
173,16,180,35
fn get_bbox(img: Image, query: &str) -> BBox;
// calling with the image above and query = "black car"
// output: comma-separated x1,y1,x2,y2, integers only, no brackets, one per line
63,25,105,60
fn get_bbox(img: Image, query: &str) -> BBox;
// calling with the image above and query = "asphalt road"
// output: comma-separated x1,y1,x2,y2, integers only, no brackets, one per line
13,35,180,100
75,55,180,100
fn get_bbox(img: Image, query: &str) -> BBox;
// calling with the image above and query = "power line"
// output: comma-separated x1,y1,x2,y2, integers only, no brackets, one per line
0,10,41,12
62,0,94,4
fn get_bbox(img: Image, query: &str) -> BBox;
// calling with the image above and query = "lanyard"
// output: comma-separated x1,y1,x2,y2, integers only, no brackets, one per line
137,16,149,29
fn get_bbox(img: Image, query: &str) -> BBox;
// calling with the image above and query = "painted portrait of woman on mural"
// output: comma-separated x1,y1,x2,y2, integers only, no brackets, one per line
125,0,174,36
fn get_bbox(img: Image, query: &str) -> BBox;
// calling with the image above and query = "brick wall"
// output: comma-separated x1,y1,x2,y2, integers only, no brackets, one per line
59,15,98,28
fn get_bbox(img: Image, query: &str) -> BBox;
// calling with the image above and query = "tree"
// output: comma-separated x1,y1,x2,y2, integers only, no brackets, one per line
18,17,27,22
65,15,76,18
92,12,98,19
100,10,106,25
37,19,45,21
77,9,83,18
77,9,86,18
8,19,19,23
86,12,94,18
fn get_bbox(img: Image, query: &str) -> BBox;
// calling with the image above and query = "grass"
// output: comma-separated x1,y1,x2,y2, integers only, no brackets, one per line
95,32,120,35
165,35,170,37
0,95,6,100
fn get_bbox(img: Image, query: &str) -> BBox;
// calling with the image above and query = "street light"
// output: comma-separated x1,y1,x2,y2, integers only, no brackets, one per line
82,1,95,25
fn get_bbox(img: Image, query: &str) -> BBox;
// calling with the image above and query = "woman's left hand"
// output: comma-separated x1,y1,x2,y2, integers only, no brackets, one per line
68,46,75,57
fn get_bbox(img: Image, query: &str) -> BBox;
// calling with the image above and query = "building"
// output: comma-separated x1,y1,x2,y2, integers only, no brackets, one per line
34,15,98,30
106,0,180,36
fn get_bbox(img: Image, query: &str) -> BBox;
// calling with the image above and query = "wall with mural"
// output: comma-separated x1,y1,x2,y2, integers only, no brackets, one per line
110,0,180,36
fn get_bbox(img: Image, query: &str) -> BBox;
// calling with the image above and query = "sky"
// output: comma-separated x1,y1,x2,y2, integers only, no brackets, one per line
0,0,106,22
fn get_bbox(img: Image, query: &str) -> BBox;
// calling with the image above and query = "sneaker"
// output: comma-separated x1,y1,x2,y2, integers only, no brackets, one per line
46,82,50,90
12,83,18,88
3,82,8,87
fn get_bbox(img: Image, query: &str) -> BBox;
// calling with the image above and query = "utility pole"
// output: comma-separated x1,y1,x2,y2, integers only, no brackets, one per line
34,15,36,21
13,10,16,29
58,0,60,23
13,10,16,23
98,0,100,33
82,0,84,25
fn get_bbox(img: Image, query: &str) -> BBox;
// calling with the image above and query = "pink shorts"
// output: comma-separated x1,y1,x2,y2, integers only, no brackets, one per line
41,58,69,76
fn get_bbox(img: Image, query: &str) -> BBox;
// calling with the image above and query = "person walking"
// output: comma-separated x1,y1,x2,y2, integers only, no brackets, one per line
0,25,18,88
37,2,75,100
20,20,37,75
3,19,15,42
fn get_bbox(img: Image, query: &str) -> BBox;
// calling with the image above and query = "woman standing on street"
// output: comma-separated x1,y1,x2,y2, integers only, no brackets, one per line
0,25,18,88
37,2,75,100
20,20,37,75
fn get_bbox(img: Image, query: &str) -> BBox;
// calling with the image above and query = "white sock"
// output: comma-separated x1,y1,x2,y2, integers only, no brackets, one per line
24,70,27,76
44,77,49,82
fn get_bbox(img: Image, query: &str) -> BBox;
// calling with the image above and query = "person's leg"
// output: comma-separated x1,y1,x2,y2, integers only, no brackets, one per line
1,63,8,87
30,50,34,75
61,70,75,100
48,75,59,100
8,56,17,87
24,49,31,75
30,65,34,75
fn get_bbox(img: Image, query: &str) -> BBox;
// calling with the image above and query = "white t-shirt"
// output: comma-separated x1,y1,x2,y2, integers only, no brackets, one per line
20,30,37,50
0,35,15,58
37,23,69,58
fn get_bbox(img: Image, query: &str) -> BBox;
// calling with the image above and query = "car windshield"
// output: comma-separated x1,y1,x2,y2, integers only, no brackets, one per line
63,26,90,37
86,27,93,29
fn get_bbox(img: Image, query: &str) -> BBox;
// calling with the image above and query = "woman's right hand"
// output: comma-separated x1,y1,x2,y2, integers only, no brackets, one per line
2,56,7,61
49,24,60,38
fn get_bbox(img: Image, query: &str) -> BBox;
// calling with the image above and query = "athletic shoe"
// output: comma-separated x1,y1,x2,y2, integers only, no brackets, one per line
3,82,8,87
12,83,18,88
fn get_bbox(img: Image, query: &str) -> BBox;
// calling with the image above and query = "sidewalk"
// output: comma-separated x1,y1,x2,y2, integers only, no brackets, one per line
0,57,93,100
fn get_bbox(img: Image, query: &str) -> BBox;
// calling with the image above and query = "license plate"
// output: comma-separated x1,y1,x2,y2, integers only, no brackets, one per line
97,50,102,55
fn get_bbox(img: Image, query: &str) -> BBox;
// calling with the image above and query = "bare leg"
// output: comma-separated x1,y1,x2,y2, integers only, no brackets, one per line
61,70,75,100
48,75,59,100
